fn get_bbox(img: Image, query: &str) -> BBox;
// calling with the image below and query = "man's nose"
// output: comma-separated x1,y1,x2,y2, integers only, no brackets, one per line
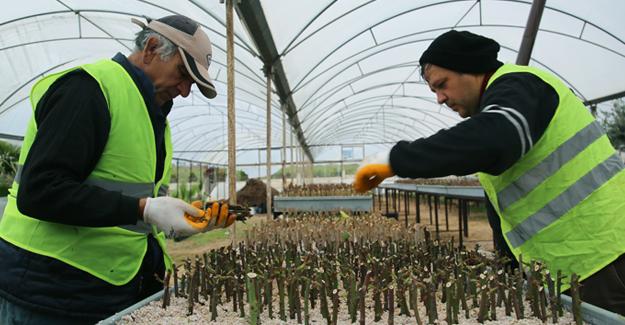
178,80,192,98
436,91,447,105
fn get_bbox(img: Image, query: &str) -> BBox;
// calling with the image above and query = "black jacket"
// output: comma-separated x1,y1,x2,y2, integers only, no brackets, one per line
389,71,561,264
0,53,172,321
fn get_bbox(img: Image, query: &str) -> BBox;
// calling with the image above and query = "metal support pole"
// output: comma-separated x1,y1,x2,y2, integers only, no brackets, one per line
516,0,546,65
281,104,287,189
404,191,409,227
458,198,463,248
444,197,449,231
226,0,237,241
384,188,389,216
290,127,294,185
416,193,420,224
265,65,273,217
434,195,440,240
428,195,433,224
340,145,344,184
463,200,470,237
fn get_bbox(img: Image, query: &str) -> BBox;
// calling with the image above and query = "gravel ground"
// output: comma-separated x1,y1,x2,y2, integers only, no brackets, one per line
118,294,581,325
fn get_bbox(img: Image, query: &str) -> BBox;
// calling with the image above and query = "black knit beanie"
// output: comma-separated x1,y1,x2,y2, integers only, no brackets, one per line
419,30,503,74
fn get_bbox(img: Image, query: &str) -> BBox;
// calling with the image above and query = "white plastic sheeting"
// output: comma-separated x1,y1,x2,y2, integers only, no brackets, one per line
1,1,624,166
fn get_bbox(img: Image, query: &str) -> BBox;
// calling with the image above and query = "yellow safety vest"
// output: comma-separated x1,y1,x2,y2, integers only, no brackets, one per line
0,59,173,285
478,64,625,290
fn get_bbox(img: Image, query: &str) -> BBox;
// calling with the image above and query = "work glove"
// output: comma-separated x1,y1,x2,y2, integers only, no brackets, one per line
203,201,237,232
143,197,205,237
352,150,395,193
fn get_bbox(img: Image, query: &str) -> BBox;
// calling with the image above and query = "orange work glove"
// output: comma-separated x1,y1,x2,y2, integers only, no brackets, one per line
353,164,395,193
204,201,237,231
184,200,209,230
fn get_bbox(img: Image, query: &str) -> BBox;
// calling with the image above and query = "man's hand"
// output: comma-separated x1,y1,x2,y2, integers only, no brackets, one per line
353,164,395,193
352,150,395,193
203,201,236,232
143,197,205,237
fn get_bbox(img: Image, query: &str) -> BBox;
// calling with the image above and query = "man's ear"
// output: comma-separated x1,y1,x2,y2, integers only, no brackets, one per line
142,37,160,64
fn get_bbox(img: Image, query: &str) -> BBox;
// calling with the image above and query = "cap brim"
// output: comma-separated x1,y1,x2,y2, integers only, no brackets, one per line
179,48,217,99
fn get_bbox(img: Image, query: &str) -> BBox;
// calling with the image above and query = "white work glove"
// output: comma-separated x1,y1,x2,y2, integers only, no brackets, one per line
143,197,205,237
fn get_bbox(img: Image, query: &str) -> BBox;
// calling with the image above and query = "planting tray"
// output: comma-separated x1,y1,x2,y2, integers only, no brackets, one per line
273,195,372,212
97,290,625,325
560,294,625,325
97,290,163,325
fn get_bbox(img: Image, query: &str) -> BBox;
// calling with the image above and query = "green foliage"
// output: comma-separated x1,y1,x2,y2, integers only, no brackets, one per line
0,141,19,196
601,98,625,150
169,165,248,184
272,163,358,179
171,181,202,201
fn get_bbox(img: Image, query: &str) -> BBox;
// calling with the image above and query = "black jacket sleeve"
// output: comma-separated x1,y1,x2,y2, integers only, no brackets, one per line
16,71,139,227
389,72,558,178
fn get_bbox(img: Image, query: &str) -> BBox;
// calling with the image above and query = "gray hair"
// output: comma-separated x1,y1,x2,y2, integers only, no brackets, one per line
133,29,177,61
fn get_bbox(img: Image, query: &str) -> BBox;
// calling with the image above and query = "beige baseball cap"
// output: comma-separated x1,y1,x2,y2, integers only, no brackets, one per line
132,15,217,99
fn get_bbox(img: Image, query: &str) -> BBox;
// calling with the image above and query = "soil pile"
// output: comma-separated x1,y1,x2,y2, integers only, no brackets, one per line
236,178,278,207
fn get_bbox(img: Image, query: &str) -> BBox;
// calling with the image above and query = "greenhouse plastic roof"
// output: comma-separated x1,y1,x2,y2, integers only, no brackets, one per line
1,0,624,165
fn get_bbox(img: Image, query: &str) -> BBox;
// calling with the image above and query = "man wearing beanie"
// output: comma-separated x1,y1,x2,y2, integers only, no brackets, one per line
353,30,625,315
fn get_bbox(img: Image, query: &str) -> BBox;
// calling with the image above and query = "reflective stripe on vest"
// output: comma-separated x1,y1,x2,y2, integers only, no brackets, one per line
497,121,606,212
506,153,624,247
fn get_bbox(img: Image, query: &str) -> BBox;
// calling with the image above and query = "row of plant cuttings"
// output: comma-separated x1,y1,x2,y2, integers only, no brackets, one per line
160,231,583,324
281,183,367,197
395,177,480,187
246,212,422,245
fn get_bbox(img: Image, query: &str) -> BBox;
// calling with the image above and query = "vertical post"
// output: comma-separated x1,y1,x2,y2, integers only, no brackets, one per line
404,191,409,227
226,0,237,243
265,65,273,218
415,192,420,224
282,104,287,190
290,127,294,185
340,145,344,184
257,150,261,179
384,188,389,216
516,0,546,65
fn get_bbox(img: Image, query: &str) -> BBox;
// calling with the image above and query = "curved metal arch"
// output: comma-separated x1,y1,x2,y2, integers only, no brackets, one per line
281,0,374,56
305,111,429,146
289,0,625,94
312,120,423,147
0,59,77,114
169,100,285,130
335,102,454,131
0,9,266,85
305,104,444,145
171,113,281,140
171,108,287,153
301,80,422,132
297,25,606,128
297,24,624,112
171,114,266,150
289,0,477,91
298,60,422,115
314,125,410,148
0,4,258,56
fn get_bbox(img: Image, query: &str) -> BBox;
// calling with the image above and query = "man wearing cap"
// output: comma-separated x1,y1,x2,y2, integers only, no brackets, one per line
0,15,233,323
353,30,625,315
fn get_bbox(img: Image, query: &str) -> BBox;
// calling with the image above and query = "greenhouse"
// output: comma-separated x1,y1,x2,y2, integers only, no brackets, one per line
1,1,625,324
